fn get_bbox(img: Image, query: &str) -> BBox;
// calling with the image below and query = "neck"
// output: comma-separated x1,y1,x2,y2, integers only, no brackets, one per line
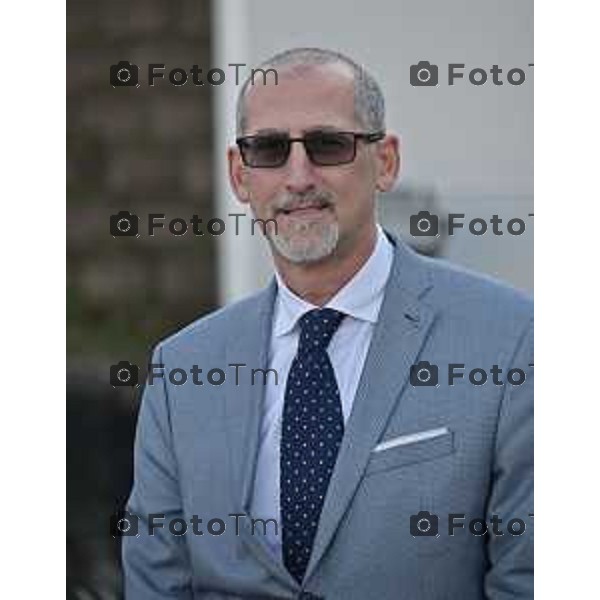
273,225,378,306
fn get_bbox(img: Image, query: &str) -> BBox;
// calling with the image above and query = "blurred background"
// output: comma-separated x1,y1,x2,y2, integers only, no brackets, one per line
67,0,532,597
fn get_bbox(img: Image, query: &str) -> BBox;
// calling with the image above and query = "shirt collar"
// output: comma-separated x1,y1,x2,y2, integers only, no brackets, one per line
273,225,394,337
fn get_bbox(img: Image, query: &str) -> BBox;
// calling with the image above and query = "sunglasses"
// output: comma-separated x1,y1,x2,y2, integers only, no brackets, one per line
236,130,386,168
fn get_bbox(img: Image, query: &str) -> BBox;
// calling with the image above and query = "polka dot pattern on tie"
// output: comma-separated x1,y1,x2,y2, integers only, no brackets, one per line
280,308,345,583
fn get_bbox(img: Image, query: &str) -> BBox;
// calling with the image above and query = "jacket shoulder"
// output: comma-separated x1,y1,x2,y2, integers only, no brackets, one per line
152,285,274,356
410,250,533,325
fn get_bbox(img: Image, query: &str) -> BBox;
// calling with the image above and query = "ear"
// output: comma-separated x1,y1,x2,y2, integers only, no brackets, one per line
228,145,251,204
374,133,401,192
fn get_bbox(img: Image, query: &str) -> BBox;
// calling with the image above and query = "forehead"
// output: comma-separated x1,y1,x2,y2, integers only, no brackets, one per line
243,63,358,134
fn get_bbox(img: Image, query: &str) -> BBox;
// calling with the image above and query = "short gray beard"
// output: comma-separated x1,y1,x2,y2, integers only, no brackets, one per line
269,218,339,264
265,190,339,263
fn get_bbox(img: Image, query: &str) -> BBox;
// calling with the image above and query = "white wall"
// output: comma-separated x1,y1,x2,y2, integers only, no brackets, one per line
213,0,533,300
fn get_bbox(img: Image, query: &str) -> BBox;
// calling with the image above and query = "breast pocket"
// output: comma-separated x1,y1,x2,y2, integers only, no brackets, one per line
364,427,455,477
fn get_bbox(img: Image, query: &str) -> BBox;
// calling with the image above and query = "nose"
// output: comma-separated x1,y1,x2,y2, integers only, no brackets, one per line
284,140,317,194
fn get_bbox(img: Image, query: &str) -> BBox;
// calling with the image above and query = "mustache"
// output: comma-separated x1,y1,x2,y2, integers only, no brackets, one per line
272,191,335,214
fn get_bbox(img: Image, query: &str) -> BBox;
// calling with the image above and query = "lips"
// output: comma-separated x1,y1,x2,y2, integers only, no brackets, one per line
278,203,329,216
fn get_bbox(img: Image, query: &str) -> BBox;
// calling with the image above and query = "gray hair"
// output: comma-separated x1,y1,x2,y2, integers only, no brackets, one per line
236,47,386,136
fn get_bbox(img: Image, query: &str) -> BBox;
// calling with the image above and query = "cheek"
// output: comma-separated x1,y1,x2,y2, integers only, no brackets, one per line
332,152,376,189
246,172,283,205
326,170,375,213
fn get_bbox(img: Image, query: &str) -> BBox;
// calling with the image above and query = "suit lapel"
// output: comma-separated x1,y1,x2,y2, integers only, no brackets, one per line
222,280,299,587
224,279,277,512
305,240,437,580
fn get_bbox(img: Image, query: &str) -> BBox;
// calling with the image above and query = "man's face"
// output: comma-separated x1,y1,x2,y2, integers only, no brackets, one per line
228,64,399,265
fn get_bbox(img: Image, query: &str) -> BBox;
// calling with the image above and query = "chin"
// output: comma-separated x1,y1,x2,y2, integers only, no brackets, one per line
270,225,340,264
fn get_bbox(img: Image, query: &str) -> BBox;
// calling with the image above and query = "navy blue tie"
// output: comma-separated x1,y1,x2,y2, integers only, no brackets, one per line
280,308,346,583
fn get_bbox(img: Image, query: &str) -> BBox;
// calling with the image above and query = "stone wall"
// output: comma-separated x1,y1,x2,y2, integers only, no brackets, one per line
67,2,215,595
67,0,216,372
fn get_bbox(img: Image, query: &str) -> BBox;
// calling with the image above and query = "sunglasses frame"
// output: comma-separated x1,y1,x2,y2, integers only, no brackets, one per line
236,130,386,168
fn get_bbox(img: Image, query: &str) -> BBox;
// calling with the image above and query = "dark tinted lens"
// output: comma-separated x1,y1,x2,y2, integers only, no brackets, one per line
240,136,289,167
304,132,355,165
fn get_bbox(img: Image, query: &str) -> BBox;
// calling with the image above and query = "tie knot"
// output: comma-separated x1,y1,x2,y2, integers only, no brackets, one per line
297,308,345,354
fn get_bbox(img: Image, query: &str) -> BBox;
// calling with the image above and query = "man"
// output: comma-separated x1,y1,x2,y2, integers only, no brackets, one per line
123,48,533,599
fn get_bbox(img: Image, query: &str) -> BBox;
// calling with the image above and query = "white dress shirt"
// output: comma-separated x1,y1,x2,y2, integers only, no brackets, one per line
249,225,394,558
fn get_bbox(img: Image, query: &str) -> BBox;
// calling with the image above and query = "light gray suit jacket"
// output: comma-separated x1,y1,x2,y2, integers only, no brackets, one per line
123,235,534,599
